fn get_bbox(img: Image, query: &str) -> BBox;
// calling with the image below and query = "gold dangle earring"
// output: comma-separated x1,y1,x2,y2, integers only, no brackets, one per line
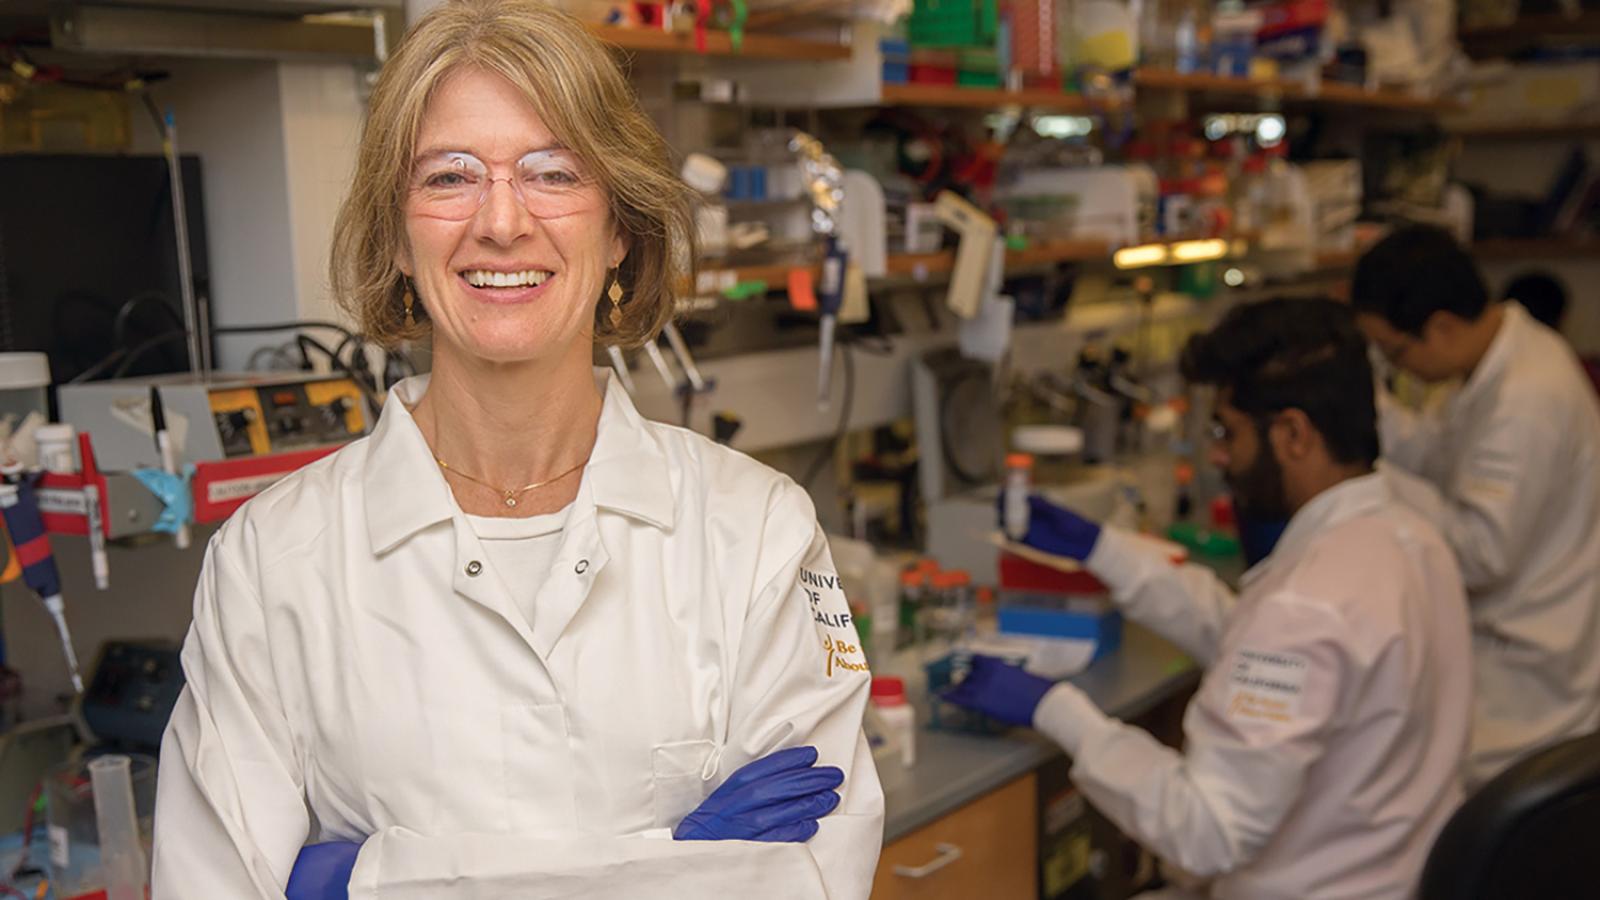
607,269,625,329
403,280,416,329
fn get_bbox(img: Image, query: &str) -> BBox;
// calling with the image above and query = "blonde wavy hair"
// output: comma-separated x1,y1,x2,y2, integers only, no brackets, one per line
330,0,694,349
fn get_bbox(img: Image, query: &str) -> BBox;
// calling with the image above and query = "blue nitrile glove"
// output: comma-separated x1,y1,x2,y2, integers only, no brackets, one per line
940,654,1057,727
673,745,843,843
286,841,361,900
998,494,1103,561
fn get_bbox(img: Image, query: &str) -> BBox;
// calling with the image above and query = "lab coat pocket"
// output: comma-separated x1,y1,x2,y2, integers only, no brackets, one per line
651,739,719,829
503,703,580,833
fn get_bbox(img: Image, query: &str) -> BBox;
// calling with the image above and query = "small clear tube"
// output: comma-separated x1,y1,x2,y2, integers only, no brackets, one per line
1003,453,1035,541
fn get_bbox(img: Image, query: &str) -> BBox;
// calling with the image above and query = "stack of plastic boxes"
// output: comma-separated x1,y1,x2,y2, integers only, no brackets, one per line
906,0,1001,87
926,551,1123,733
993,552,1123,658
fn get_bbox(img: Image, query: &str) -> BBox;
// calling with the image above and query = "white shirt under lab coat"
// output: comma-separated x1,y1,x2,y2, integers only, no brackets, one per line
153,373,885,899
1380,302,1600,786
1034,472,1472,899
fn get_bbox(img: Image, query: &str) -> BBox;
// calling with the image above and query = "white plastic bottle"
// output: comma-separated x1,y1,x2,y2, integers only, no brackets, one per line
1003,453,1035,541
870,677,917,767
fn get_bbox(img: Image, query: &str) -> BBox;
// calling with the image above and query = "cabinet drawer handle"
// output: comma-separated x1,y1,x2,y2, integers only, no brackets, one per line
893,842,963,879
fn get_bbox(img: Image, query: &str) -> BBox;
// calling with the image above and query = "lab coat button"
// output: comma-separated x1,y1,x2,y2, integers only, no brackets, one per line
575,559,590,575
465,560,483,577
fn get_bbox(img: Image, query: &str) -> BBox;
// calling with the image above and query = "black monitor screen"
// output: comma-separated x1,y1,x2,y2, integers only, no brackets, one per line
0,153,211,385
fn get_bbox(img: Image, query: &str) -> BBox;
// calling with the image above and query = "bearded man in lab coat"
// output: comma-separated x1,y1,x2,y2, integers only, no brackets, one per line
1352,224,1600,788
946,297,1472,899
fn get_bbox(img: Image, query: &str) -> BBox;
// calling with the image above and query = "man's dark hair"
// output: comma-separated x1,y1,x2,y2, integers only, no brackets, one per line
1350,224,1489,335
1180,297,1380,467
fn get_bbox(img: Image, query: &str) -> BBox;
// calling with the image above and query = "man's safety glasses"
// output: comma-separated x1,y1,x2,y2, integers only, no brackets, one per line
407,150,600,221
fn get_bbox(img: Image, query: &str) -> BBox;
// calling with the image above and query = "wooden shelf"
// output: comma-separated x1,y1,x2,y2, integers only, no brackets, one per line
1451,121,1600,140
1459,13,1600,58
587,23,850,61
1134,68,1461,113
1314,250,1360,270
700,239,1110,293
1005,238,1112,267
1460,13,1600,42
880,82,1096,112
1474,238,1600,261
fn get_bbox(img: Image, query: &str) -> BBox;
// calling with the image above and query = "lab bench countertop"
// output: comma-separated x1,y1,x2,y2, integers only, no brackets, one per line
879,624,1200,842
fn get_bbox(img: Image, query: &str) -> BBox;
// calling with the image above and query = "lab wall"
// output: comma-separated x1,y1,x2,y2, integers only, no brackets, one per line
130,59,366,371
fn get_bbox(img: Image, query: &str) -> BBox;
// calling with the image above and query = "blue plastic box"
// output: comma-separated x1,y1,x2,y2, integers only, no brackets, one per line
996,592,1123,661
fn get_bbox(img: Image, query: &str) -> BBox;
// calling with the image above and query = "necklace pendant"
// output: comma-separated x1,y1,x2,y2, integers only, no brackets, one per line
504,495,518,508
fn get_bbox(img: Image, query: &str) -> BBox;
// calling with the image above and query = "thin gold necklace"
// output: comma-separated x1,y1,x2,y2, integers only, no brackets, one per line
434,456,587,508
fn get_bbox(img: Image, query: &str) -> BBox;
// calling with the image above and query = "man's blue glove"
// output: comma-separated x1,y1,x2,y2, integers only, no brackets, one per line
1000,494,1102,561
286,841,360,900
940,654,1057,727
674,745,843,843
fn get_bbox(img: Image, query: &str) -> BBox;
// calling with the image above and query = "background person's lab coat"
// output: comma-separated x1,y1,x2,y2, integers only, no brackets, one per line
1380,302,1600,786
1034,473,1471,899
152,374,885,899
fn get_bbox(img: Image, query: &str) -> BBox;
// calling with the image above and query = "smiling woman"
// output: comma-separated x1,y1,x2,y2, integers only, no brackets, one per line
150,2,884,898
329,0,693,351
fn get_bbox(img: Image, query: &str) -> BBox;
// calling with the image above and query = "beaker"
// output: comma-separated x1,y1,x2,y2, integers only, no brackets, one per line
45,753,156,900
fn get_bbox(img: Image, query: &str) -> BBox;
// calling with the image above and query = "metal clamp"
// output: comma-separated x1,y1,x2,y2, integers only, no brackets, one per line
892,842,963,879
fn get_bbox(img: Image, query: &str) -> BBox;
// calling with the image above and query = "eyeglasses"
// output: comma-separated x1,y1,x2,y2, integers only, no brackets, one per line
1371,336,1415,365
407,150,601,221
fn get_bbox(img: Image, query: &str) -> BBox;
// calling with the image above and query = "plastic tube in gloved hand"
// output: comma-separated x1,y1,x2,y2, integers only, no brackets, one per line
0,475,83,693
287,841,361,900
995,494,1103,562
940,654,1056,727
674,745,843,843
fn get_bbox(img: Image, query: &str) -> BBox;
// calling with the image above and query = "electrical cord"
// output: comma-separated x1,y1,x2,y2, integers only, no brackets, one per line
5,780,44,888
66,329,188,384
111,331,192,379
69,317,382,404
801,340,855,489
213,320,362,341
111,291,185,351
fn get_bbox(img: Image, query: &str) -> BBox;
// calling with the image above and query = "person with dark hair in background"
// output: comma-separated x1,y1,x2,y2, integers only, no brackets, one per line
1504,271,1568,330
1352,225,1600,789
1502,271,1600,395
945,298,1472,899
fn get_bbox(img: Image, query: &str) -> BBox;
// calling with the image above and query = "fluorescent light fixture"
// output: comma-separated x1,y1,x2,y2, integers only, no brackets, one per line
1033,115,1096,139
1113,243,1170,269
1170,239,1229,263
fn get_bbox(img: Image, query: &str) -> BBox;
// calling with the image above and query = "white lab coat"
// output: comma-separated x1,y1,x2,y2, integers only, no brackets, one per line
1380,302,1600,786
1034,472,1471,899
152,373,884,899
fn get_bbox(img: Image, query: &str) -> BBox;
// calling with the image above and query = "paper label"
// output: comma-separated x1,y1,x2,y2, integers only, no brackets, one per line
207,472,290,504
1225,648,1309,723
37,488,89,516
49,823,68,868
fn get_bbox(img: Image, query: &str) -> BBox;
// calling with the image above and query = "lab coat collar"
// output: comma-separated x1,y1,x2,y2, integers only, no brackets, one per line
1450,302,1523,417
363,370,674,555
1239,471,1390,588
